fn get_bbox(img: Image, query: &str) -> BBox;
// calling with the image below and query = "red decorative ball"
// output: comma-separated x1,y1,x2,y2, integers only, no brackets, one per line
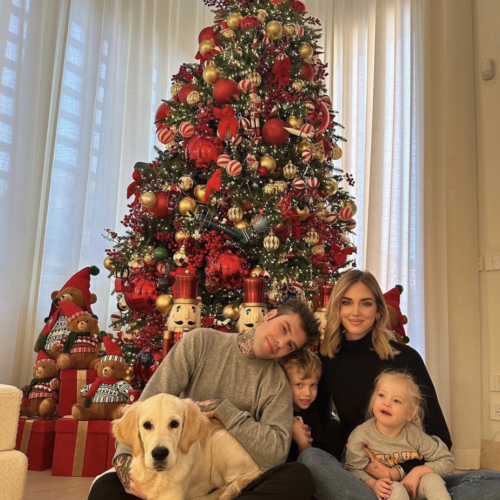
290,0,307,12
198,26,220,45
302,149,314,162
178,83,198,104
300,63,315,83
339,206,354,221
262,119,290,146
179,122,195,137
186,134,224,169
325,212,339,224
134,346,162,385
213,78,239,104
307,177,320,189
241,15,260,30
157,127,174,144
155,102,171,130
147,191,178,219
238,79,253,93
217,154,231,167
258,166,269,178
205,278,220,294
124,275,159,313
292,178,306,191
239,117,251,130
226,160,242,176
205,247,251,291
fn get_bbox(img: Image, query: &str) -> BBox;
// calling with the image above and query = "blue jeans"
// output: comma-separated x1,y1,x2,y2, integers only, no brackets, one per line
298,447,500,500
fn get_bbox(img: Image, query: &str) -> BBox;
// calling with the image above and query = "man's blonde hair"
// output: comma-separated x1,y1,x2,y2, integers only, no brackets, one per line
280,348,322,380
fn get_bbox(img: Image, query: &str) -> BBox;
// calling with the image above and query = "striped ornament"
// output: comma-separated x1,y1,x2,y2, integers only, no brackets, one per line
302,149,314,162
300,123,316,136
308,188,320,199
339,206,354,221
325,212,339,224
201,59,211,69
217,154,231,167
239,117,251,130
292,178,306,191
263,35,272,45
179,122,195,138
346,219,357,230
238,79,253,93
307,177,320,189
157,127,174,144
320,95,333,108
295,24,304,37
226,160,242,176
231,133,243,145
212,45,223,55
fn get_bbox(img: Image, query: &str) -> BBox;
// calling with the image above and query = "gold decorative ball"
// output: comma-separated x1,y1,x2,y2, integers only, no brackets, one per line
283,161,298,179
287,115,304,128
274,180,287,193
234,220,250,229
156,294,174,314
343,200,358,216
187,91,201,106
331,143,343,160
199,39,215,55
143,252,156,267
140,192,157,208
194,185,207,202
264,183,277,196
305,228,320,245
177,197,197,216
292,204,310,221
298,140,315,154
248,71,262,87
266,20,283,40
250,266,265,277
103,256,115,272
228,206,243,222
325,179,338,196
171,83,183,96
263,232,280,251
175,229,190,243
292,80,305,92
284,23,296,36
259,154,277,173
203,65,221,85
227,12,243,30
223,304,240,320
299,43,314,60
178,176,194,190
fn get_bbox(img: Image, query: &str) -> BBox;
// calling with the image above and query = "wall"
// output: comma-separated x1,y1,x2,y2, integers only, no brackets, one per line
473,0,500,469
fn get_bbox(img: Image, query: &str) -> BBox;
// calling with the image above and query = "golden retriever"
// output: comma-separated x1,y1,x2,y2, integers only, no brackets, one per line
113,393,262,500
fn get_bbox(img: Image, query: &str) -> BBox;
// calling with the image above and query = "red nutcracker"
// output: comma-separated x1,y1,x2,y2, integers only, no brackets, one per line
237,277,268,333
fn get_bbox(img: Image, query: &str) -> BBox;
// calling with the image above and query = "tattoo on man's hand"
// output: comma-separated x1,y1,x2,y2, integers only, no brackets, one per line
197,399,222,412
115,454,133,491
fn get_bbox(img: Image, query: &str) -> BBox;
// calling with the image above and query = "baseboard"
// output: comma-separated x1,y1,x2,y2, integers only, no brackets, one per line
481,439,500,471
452,447,481,470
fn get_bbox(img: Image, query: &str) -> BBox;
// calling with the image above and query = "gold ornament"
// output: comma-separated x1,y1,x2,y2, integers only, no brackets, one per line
248,71,262,87
250,266,265,277
143,252,156,267
177,197,197,216
274,180,287,194
331,143,343,160
140,192,157,208
175,229,190,243
199,39,215,55
287,115,304,128
171,83,183,96
263,231,280,251
103,256,115,272
283,161,298,179
292,80,305,92
305,228,320,245
156,294,174,314
343,200,358,216
298,140,315,154
299,43,314,60
234,220,250,230
178,175,194,190
223,304,240,321
284,23,296,36
187,91,201,106
173,245,189,266
259,154,277,173
264,183,277,196
325,179,338,196
266,20,283,40
228,206,243,222
227,12,243,30
194,185,207,202
292,204,310,221
203,64,221,85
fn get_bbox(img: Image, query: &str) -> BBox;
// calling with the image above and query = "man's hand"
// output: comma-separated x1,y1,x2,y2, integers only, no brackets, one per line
114,453,147,499
401,466,432,499
364,477,393,500
292,416,312,453
197,399,222,418
363,444,399,481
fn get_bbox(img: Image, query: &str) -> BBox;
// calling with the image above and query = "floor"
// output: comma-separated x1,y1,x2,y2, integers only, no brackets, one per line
25,469,94,500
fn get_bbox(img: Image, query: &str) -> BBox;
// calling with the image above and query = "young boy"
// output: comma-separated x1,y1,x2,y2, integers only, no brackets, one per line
281,348,327,461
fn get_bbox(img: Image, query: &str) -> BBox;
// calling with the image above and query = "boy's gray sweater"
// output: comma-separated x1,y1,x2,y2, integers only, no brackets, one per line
114,328,293,470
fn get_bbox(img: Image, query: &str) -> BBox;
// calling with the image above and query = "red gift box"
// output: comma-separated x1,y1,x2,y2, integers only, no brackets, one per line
58,369,98,416
128,389,142,405
107,421,116,469
52,417,109,476
15,418,57,471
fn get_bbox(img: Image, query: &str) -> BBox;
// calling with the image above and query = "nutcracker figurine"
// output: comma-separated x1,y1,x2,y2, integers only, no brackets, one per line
312,284,334,352
246,95,262,143
237,277,268,333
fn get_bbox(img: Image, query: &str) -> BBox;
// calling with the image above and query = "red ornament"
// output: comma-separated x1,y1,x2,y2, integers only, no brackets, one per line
300,63,315,83
240,15,260,30
213,78,239,104
307,177,320,189
262,118,290,146
179,122,195,137
186,134,224,169
325,212,339,224
124,274,160,313
198,26,220,45
238,79,253,93
292,178,306,191
258,166,269,178
157,127,174,145
217,154,231,167
205,278,220,293
205,247,251,291
290,0,306,12
147,191,178,219
339,206,354,221
226,160,242,176
178,83,198,104
134,346,162,385
302,149,314,162
155,102,171,130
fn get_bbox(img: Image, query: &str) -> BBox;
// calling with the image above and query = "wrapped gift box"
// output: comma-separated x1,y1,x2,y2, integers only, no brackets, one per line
52,417,109,476
106,421,116,469
58,369,98,416
15,418,57,471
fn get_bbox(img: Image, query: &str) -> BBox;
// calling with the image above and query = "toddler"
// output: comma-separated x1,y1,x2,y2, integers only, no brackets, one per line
345,370,454,500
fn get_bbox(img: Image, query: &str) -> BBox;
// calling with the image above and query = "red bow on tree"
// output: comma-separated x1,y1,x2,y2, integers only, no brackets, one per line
203,169,222,202
273,56,291,85
195,50,212,62
213,105,238,139
334,246,356,266
127,168,145,206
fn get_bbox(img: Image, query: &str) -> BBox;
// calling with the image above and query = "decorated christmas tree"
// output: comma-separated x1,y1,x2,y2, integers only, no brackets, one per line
104,0,357,388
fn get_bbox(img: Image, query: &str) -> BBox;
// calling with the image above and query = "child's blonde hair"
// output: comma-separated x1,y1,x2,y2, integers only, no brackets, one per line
280,348,322,380
366,370,426,430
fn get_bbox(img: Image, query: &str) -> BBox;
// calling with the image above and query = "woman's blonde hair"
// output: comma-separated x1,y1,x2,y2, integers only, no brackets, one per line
320,269,398,360
366,370,426,430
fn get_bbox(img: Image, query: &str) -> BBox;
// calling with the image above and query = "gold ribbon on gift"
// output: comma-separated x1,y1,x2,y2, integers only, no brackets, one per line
76,371,88,404
20,419,34,454
72,421,89,477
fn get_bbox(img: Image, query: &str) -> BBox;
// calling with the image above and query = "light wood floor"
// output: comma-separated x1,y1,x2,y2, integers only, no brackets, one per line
25,469,94,500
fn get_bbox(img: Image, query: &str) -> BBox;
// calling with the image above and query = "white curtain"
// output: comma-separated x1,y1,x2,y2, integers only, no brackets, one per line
1,0,425,401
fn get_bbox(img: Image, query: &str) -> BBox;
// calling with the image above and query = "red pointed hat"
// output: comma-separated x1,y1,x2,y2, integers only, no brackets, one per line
35,350,55,365
101,336,125,363
59,301,87,326
383,286,406,337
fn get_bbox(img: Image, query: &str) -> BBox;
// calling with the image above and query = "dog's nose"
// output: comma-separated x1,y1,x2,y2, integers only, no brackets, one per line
152,446,169,462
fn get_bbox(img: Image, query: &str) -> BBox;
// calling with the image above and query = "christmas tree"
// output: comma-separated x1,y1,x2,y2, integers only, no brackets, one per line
104,0,356,387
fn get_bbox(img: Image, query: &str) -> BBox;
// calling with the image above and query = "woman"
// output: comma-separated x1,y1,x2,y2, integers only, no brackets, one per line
298,269,500,500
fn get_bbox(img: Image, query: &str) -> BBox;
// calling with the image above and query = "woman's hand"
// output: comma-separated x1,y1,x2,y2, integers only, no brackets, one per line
364,477,393,500
363,444,399,481
401,465,432,499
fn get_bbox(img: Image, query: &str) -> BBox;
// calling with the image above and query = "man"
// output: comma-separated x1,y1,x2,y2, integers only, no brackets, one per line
88,299,320,500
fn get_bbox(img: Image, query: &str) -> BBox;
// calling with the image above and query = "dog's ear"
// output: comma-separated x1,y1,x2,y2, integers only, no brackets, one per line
113,403,143,457
179,400,207,455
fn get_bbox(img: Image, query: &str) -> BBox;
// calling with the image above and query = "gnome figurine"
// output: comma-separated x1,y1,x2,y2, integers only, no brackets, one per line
383,285,409,343
237,277,268,333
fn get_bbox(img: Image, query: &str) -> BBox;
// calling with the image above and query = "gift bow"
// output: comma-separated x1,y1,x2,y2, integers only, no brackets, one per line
213,105,238,140
204,169,222,203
